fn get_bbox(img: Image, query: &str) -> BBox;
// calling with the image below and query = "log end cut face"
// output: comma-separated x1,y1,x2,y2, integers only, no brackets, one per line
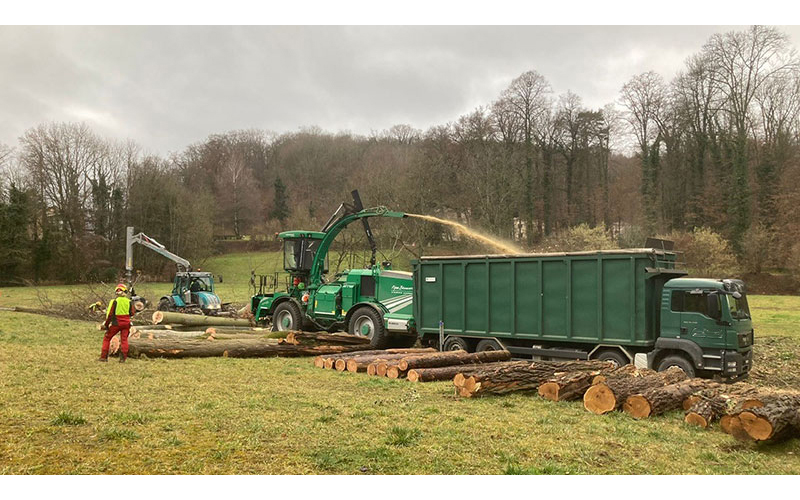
622,395,651,419
584,384,617,414
684,412,709,428
538,382,559,402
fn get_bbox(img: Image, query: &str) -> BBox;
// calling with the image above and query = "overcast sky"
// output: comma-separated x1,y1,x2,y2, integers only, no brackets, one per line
2,25,800,155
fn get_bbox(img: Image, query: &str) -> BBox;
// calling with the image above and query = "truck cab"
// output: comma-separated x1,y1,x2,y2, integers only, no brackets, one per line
652,278,753,378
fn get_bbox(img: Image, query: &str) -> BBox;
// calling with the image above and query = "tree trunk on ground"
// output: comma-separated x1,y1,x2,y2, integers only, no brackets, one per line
281,331,370,346
623,379,714,419
538,370,607,402
736,396,800,442
685,396,730,428
459,360,614,398
342,350,438,372
681,382,758,410
128,338,373,359
397,350,511,371
205,327,268,335
313,348,435,369
408,362,517,383
152,311,253,327
130,330,209,340
584,366,687,415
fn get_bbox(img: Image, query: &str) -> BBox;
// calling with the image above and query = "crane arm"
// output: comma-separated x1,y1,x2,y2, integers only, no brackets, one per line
308,207,406,286
125,227,192,282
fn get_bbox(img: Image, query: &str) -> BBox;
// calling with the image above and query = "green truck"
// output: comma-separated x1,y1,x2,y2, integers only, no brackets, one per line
412,250,753,378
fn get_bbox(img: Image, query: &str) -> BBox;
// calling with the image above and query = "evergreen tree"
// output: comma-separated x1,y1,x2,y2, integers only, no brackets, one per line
270,177,290,223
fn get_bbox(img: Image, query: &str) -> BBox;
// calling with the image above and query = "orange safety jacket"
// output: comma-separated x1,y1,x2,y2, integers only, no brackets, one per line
104,297,133,328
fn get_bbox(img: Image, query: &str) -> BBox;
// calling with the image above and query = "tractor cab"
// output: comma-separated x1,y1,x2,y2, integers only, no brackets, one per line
280,231,329,280
164,271,222,314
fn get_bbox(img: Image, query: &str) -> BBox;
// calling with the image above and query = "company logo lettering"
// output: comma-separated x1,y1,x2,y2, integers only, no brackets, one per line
391,284,413,294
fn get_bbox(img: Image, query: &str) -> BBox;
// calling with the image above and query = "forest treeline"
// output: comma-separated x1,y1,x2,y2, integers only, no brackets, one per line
1,25,800,285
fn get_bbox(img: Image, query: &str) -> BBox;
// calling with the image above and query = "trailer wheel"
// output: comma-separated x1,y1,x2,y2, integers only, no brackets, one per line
157,298,172,312
272,301,302,332
657,354,695,378
348,307,389,349
475,339,501,352
595,350,629,368
443,336,470,352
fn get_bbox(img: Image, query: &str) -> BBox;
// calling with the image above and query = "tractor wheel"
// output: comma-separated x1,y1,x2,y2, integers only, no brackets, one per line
443,336,470,352
657,354,695,378
157,298,172,312
475,339,502,352
271,301,303,332
348,307,389,349
595,349,629,369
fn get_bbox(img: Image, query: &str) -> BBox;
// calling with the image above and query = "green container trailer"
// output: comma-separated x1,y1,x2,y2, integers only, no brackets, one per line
411,249,753,378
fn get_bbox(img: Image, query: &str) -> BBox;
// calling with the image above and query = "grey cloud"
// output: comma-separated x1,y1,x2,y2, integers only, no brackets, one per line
2,25,800,154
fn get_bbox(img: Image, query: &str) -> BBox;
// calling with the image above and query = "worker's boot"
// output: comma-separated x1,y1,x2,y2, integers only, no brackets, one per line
119,355,126,363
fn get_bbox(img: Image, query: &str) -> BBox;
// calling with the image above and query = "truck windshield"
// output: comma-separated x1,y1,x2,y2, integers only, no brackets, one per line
283,239,328,273
727,293,751,320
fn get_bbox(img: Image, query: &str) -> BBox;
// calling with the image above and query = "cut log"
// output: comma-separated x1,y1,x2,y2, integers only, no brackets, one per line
386,366,404,379
684,396,730,428
623,379,714,419
538,370,607,402
205,327,267,335
408,362,518,383
313,348,436,369
152,311,252,327
583,366,687,415
736,396,800,442
281,331,371,346
592,364,653,385
128,338,373,359
344,350,438,372
397,350,511,371
129,330,210,340
460,360,615,398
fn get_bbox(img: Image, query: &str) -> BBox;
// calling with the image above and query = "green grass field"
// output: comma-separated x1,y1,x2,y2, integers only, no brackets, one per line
2,253,800,474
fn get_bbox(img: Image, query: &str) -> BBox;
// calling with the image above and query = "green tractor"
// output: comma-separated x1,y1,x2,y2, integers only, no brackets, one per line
251,191,417,348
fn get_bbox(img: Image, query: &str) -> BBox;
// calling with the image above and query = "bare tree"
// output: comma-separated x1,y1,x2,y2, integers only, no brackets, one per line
496,70,552,243
620,71,667,232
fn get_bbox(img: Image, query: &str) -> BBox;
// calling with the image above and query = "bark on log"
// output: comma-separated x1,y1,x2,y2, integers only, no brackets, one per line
736,395,800,442
623,379,713,419
592,364,654,385
128,338,372,359
205,327,268,335
152,311,253,327
408,362,517,383
281,331,371,346
460,360,615,398
583,366,687,415
538,370,606,402
397,350,511,371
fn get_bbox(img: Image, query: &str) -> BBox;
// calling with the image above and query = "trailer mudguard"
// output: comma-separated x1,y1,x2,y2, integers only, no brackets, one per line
651,337,705,369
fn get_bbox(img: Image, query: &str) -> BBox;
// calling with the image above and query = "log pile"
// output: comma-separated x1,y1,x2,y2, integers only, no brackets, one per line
584,366,687,414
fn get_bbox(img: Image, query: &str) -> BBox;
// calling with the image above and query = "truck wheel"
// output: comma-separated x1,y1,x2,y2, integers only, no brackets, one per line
272,301,302,332
476,339,502,352
443,336,470,352
595,350,629,368
348,307,389,349
157,298,172,312
657,355,696,378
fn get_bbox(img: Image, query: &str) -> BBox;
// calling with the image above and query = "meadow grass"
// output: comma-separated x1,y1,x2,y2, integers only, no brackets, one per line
2,302,800,474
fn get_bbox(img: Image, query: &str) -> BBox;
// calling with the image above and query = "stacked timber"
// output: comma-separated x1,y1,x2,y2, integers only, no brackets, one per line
127,330,374,359
151,310,253,327
312,348,436,369
538,369,611,402
583,366,687,414
279,331,371,346
622,379,715,419
457,360,615,398
683,383,760,428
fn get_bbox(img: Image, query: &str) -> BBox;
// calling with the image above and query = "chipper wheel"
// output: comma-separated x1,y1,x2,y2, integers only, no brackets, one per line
348,307,389,349
271,301,303,332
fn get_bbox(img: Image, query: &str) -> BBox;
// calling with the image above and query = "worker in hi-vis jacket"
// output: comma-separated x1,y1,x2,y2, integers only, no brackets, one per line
99,284,134,363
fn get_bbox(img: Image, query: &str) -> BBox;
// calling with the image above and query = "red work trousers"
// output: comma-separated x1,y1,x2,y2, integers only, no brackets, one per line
101,325,130,359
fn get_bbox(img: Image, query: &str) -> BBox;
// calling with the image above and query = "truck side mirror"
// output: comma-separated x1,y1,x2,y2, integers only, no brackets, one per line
707,292,721,320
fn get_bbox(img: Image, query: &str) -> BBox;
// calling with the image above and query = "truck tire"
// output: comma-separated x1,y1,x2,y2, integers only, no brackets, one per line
348,307,389,349
657,354,695,378
595,349,629,368
443,336,470,352
272,301,302,332
157,298,172,312
475,339,502,352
